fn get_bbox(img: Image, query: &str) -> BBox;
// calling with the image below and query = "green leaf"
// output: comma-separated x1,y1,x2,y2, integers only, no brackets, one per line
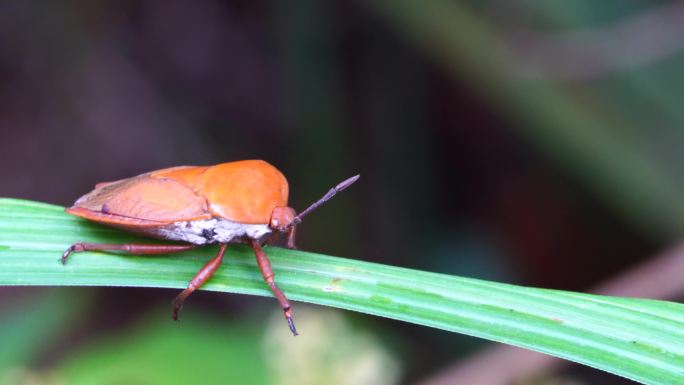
1,198,683,384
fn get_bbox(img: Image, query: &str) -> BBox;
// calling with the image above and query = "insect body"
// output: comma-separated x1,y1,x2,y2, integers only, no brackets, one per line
61,159,359,335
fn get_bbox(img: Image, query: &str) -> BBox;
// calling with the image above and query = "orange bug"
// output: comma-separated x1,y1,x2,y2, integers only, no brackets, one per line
61,159,359,335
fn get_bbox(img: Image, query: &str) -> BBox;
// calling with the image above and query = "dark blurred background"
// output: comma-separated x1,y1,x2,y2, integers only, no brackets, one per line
3,1,684,384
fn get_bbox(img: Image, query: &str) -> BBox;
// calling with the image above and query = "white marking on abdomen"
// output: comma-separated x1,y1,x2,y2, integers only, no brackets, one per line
155,218,272,245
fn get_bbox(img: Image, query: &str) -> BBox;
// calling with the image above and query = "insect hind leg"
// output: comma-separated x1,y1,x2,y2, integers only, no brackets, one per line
60,243,196,264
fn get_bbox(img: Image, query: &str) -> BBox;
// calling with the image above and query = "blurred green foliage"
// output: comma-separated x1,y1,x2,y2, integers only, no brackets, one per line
366,0,684,242
58,310,269,385
0,304,399,385
0,289,92,371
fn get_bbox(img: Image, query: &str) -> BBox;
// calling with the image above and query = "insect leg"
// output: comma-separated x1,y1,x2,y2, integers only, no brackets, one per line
286,226,297,249
172,243,228,321
251,239,298,336
61,243,196,264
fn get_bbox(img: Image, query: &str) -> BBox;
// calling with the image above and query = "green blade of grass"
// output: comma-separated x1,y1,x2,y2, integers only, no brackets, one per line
1,198,683,384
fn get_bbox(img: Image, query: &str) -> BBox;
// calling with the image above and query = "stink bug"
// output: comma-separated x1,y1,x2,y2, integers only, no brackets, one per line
61,159,359,335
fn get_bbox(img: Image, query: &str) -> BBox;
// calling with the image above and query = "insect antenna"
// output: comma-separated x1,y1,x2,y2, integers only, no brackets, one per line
285,174,360,230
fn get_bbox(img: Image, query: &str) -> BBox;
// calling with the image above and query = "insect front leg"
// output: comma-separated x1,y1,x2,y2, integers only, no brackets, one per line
286,226,297,249
251,239,297,336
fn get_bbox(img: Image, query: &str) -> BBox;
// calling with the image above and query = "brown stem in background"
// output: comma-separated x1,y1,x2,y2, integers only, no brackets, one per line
507,1,684,80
